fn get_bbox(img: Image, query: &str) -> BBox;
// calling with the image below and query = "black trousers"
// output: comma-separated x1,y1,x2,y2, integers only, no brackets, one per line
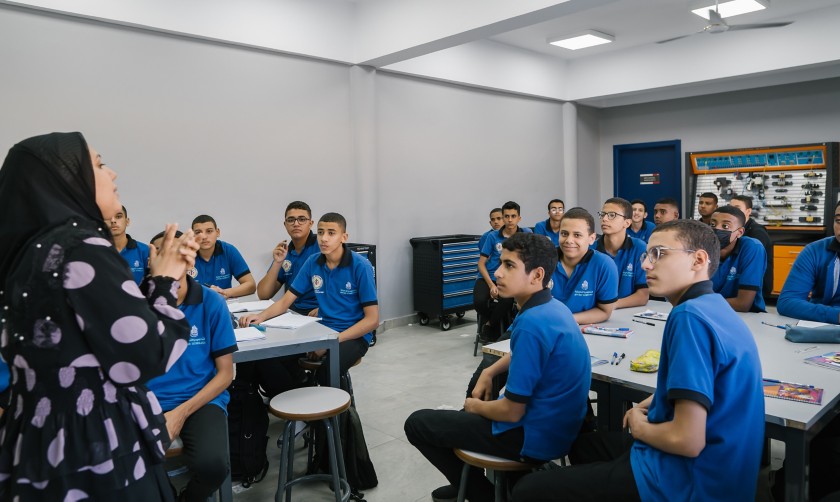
473,280,514,333
512,431,640,502
175,404,230,502
404,409,528,502
316,337,370,387
234,354,307,398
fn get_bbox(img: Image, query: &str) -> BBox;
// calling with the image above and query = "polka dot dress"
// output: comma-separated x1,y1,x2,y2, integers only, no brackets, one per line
0,219,191,500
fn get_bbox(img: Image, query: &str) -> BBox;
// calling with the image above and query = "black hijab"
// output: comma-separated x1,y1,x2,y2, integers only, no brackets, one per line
0,132,105,287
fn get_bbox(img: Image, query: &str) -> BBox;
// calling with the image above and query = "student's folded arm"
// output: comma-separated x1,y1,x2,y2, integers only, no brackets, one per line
573,301,616,325
727,288,757,313
338,304,379,343
630,398,707,458
465,395,526,423
777,249,840,324
227,272,256,298
256,263,283,300
615,287,649,309
477,255,494,287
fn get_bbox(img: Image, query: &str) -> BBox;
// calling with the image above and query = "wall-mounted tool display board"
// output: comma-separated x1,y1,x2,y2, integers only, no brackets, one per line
687,143,839,233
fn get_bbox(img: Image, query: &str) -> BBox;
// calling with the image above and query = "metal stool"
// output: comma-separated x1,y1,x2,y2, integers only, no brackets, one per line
269,386,352,502
165,434,233,502
298,357,361,406
453,449,540,502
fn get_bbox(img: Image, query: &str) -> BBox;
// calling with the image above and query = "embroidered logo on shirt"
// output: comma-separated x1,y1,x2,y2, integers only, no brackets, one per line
623,263,634,278
547,279,554,290
190,325,198,338
312,275,324,290
220,268,226,275
727,266,738,281
282,260,292,272
495,242,503,252
581,280,589,291
133,260,140,268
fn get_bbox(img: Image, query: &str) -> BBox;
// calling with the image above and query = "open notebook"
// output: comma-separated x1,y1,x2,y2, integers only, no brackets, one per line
227,300,274,313
260,312,322,329
234,326,266,342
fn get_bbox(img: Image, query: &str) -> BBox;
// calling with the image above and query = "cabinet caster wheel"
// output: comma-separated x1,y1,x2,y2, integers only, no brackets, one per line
440,317,452,331
418,313,429,326
456,311,466,319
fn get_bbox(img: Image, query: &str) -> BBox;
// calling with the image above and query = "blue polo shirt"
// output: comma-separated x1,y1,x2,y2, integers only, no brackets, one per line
479,227,533,279
627,220,655,242
711,236,766,312
194,240,251,289
778,236,840,324
289,245,378,343
477,229,495,253
119,234,150,285
533,218,560,247
266,232,319,312
146,276,238,412
550,249,618,313
630,281,764,502
492,289,591,461
594,235,648,300
0,360,8,394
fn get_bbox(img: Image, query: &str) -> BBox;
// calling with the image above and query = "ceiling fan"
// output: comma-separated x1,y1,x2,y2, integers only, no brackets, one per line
657,0,792,44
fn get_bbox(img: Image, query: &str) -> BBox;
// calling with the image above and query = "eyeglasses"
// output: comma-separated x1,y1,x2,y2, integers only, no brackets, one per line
640,246,696,265
285,216,310,225
597,211,627,221
549,207,564,214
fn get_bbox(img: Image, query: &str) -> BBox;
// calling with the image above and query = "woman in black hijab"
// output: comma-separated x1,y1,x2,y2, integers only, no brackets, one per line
0,132,199,501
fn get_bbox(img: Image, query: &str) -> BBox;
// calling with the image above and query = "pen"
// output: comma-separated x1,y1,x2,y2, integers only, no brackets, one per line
794,345,819,354
761,321,787,330
615,353,626,365
632,319,656,327
610,352,618,365
249,323,266,332
763,378,815,389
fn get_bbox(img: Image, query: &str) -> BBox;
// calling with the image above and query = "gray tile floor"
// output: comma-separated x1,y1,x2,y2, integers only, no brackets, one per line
228,313,784,501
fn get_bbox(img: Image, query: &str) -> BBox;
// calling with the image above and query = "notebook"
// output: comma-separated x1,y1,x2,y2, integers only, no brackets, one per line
234,326,266,342
804,351,840,372
582,326,633,338
762,378,823,405
634,310,669,322
227,300,274,313
797,320,831,328
261,312,322,329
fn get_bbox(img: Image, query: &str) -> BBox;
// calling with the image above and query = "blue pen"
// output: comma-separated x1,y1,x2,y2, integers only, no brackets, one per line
610,352,618,365
249,323,266,332
761,321,787,330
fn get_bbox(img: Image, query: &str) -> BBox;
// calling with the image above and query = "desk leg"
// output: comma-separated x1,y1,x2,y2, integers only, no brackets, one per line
589,380,611,432
784,431,809,502
328,338,340,389
609,390,627,432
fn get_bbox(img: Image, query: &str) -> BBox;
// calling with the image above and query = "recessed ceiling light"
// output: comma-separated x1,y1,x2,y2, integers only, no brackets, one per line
691,0,768,20
548,30,614,50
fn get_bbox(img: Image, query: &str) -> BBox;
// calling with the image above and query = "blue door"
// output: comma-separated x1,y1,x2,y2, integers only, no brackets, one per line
614,140,682,216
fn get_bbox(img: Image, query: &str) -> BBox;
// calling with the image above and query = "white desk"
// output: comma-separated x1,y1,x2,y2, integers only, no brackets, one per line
483,300,840,502
233,321,340,388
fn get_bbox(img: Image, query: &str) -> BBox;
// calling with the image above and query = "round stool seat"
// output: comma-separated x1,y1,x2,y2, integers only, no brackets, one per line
454,449,539,472
165,436,184,459
298,357,323,371
269,386,351,422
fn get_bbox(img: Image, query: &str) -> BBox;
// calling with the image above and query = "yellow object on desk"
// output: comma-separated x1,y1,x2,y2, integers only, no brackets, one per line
630,350,660,373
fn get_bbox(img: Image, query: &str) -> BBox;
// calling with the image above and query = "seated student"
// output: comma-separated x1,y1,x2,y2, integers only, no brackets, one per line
729,195,774,300
709,206,766,312
474,201,532,341
551,207,619,324
478,207,504,252
240,212,378,387
533,199,564,247
147,230,237,502
513,219,765,502
405,233,591,502
652,197,680,225
192,214,256,299
697,192,718,225
110,205,150,285
627,199,655,242
592,198,649,309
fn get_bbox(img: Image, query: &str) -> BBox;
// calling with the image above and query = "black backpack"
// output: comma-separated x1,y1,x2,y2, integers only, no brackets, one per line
310,405,378,500
227,380,269,487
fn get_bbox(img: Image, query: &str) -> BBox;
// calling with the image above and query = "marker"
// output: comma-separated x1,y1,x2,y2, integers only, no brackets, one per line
249,323,266,332
615,353,626,366
610,352,618,365
763,378,814,389
761,321,787,330
632,319,656,327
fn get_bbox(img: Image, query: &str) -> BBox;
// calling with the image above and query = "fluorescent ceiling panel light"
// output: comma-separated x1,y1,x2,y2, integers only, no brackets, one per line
548,30,614,50
691,0,768,20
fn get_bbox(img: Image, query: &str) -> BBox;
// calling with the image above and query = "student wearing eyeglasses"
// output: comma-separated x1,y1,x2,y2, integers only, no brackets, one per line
533,199,565,247
191,214,256,299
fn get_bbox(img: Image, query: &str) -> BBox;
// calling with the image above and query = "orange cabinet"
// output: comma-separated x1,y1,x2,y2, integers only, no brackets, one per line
773,244,805,295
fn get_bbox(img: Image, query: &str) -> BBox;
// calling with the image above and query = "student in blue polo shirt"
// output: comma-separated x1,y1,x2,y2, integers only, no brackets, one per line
627,199,655,242
697,191,718,226
147,230,237,502
474,201,532,341
405,233,591,502
551,208,618,324
191,214,256,299
110,205,150,285
592,198,649,309
478,207,504,252
709,206,766,312
533,199,564,247
514,219,765,502
240,212,378,387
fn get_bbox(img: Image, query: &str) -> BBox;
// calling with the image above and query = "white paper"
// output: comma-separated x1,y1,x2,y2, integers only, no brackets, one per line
797,320,831,328
234,326,266,342
227,300,274,313
634,310,669,321
260,312,322,329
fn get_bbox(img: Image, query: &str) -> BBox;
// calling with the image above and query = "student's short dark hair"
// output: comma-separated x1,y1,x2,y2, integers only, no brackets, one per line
730,195,753,209
655,198,679,209
630,199,647,212
191,214,217,228
713,205,746,227
652,220,720,276
149,229,184,244
285,201,312,218
501,233,557,286
490,207,503,216
502,201,521,215
547,199,565,210
562,207,595,234
699,192,719,203
319,212,347,231
121,205,128,217
604,197,632,219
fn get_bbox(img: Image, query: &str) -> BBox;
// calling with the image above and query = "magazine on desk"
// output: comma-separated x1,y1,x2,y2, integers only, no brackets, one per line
763,378,824,405
804,351,840,372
